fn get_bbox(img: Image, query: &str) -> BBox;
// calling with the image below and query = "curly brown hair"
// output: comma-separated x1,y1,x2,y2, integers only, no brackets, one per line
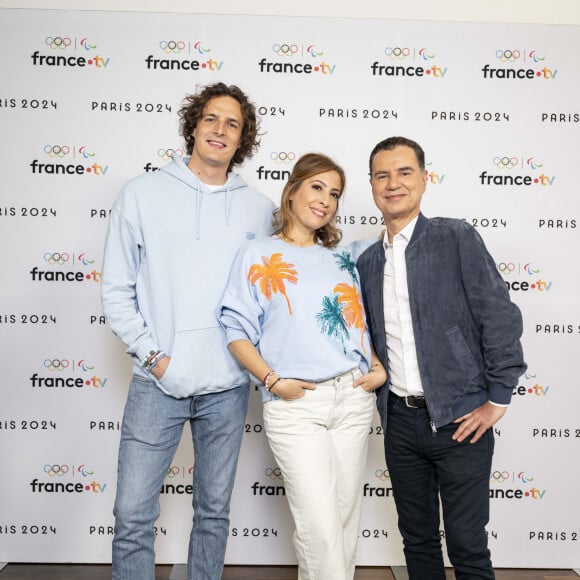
274,153,344,248
178,83,260,172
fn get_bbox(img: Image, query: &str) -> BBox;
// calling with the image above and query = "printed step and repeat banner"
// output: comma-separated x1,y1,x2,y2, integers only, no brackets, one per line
1,7,579,568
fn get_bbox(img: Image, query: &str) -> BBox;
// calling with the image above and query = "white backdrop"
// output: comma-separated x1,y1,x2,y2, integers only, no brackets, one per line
0,8,579,568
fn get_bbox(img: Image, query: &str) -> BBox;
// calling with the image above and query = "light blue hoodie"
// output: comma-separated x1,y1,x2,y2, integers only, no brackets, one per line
101,155,275,398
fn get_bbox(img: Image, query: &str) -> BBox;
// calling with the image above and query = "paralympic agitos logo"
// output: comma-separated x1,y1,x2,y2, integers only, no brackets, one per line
370,46,448,78
258,42,335,75
30,251,101,283
145,39,224,71
30,144,109,176
31,35,110,68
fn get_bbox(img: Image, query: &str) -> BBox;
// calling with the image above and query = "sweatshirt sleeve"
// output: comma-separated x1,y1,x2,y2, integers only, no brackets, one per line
457,223,526,404
219,245,265,346
101,196,159,364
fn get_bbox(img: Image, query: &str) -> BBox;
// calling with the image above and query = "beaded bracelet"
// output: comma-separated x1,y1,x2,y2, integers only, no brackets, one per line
267,376,282,392
262,370,276,387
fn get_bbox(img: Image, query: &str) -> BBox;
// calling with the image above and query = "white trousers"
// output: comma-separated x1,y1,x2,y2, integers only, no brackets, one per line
263,368,375,580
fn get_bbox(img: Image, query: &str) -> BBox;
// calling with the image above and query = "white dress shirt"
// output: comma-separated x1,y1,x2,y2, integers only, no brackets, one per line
383,217,425,398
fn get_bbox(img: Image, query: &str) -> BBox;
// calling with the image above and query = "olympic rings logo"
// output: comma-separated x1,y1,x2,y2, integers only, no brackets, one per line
43,252,70,265
495,49,521,62
157,148,184,160
264,467,283,480
497,262,517,274
44,464,70,476
166,466,193,478
44,145,71,158
44,359,70,372
159,40,186,53
493,156,519,170
270,152,296,163
167,466,181,478
45,36,71,50
374,469,390,481
384,47,411,60
272,43,298,57
490,470,511,483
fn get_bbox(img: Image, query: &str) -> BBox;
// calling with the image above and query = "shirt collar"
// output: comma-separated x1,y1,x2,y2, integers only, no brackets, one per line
383,216,419,249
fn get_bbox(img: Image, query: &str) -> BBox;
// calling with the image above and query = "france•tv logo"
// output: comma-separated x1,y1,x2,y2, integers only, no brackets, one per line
513,370,551,398
145,39,224,71
425,161,446,185
30,251,102,284
256,151,297,181
30,145,109,176
30,463,108,494
489,469,546,500
371,46,448,78
258,42,336,75
31,35,110,68
30,357,108,390
497,261,553,294
482,49,557,80
479,155,556,187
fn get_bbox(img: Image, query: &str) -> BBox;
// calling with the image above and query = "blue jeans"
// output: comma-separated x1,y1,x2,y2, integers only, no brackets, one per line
112,374,249,580
383,393,495,580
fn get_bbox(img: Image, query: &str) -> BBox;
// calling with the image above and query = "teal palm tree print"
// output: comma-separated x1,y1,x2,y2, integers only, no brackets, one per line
333,250,358,284
316,294,350,353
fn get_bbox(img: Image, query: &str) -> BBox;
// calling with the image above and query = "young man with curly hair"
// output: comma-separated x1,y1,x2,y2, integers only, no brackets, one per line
102,83,274,580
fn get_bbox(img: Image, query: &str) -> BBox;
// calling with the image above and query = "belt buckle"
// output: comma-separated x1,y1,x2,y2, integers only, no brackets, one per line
404,396,419,409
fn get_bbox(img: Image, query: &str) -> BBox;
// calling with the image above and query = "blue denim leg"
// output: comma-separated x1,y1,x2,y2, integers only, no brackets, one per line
187,385,249,580
112,375,191,580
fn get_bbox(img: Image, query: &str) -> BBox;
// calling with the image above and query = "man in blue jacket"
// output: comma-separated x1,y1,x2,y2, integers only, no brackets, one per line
101,83,274,580
357,136,526,580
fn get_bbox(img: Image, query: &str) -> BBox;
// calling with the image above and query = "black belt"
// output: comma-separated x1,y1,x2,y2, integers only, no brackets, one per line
390,392,427,409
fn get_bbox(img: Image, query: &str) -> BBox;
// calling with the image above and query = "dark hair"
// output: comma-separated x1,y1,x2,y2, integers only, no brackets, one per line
369,136,426,175
178,83,260,172
274,153,345,248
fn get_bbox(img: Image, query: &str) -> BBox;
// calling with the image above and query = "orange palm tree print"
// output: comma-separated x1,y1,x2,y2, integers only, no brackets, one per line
248,253,299,315
334,283,367,352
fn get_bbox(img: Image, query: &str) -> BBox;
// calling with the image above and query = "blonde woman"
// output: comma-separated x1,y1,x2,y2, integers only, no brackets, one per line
219,153,386,580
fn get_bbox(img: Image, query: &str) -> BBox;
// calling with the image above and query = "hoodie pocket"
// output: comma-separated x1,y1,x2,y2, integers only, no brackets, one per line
159,326,246,398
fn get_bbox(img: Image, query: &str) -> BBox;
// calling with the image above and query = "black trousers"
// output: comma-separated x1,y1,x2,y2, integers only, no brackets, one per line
382,393,495,580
